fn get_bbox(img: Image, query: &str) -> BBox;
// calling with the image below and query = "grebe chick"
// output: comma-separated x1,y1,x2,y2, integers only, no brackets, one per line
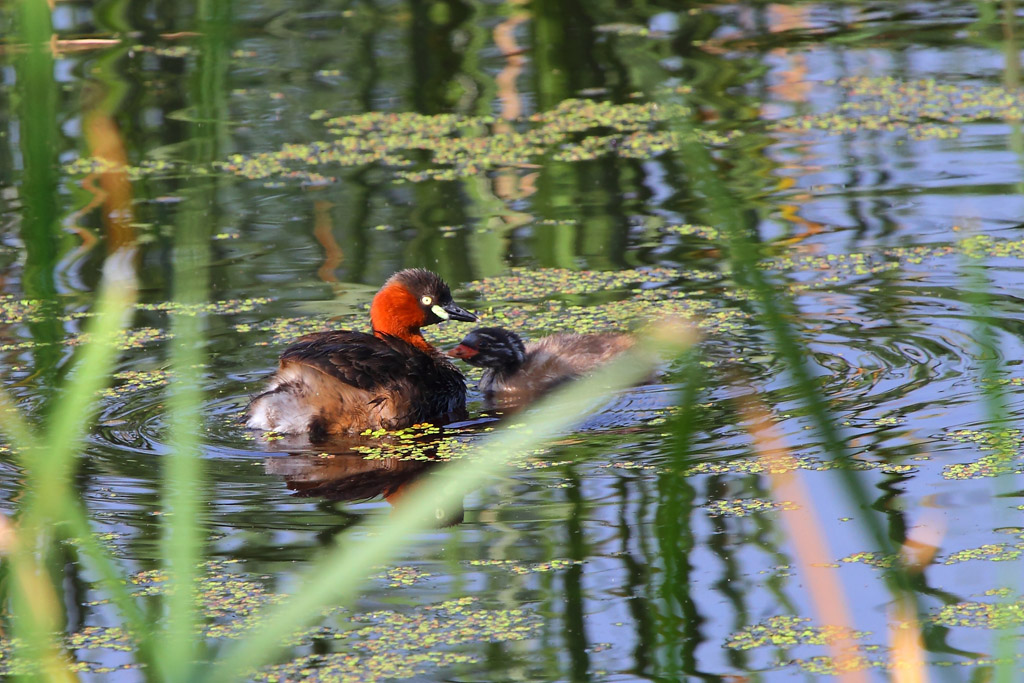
247,269,477,440
447,327,634,407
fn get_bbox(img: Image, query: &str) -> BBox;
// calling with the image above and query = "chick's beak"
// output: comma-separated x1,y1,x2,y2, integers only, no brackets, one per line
442,302,477,322
447,343,479,359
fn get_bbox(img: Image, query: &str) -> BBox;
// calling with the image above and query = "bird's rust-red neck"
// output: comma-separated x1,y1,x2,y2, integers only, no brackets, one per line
370,283,433,352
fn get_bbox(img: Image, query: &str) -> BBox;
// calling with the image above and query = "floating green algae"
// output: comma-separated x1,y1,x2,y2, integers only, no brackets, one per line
254,650,477,683
214,98,718,185
61,156,180,180
235,314,366,346
941,428,1021,480
774,76,1024,141
598,460,658,471
0,562,280,675
359,423,446,440
468,266,707,300
664,223,721,240
65,626,134,652
839,551,899,569
451,267,746,346
934,598,1024,630
841,541,1024,569
373,566,432,588
0,296,48,325
793,652,883,676
705,497,798,517
353,424,475,462
767,233,1024,291
683,454,917,478
455,234,1024,340
254,597,540,683
212,76,1024,187
0,296,275,354
58,75,1024,190
70,326,171,350
0,562,542,679
942,543,1024,565
101,369,171,399
137,297,272,315
466,558,581,575
726,615,868,650
487,292,740,339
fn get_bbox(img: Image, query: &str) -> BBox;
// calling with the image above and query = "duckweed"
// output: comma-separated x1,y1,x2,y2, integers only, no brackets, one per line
726,615,868,650
705,497,798,517
942,544,1024,565
934,598,1024,629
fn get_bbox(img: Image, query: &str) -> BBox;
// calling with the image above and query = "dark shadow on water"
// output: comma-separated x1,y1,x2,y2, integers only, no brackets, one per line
260,422,478,528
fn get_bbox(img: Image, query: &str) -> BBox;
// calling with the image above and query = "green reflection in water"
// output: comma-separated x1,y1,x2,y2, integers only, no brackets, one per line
15,0,61,387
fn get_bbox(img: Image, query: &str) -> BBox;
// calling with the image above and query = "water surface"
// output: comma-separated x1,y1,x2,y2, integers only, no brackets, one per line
2,0,1024,680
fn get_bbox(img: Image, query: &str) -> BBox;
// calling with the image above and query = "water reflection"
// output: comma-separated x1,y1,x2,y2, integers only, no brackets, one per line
258,424,481,527
264,453,464,526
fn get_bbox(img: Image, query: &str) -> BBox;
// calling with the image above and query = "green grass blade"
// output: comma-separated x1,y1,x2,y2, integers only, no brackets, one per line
1,248,137,679
158,193,212,682
32,249,137,518
2,519,77,683
204,324,693,683
157,1,229,675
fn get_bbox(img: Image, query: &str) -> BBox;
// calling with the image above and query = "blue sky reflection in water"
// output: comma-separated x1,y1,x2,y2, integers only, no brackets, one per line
1,0,1024,680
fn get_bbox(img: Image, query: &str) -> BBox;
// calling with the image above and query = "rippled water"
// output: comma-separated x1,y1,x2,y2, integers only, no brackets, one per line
3,0,1024,680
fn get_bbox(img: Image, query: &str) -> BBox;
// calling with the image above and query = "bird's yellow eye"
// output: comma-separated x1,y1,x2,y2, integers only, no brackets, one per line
421,295,433,306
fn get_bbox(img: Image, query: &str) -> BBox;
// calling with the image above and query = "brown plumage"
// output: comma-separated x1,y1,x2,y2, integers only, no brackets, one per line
247,269,476,439
447,327,634,408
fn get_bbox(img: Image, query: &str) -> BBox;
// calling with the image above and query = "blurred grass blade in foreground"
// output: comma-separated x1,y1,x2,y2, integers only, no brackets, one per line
159,185,213,681
0,248,141,679
737,393,869,683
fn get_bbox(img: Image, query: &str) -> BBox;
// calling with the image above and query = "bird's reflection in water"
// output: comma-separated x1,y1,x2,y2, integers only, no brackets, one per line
262,426,477,527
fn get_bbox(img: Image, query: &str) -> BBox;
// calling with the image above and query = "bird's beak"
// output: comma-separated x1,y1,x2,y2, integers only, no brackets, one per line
437,302,477,322
447,343,479,359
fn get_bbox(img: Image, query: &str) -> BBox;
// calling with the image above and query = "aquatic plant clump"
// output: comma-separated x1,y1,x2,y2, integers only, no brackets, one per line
466,558,581,575
0,561,542,678
774,77,1024,140
942,543,1024,565
458,267,740,344
683,454,916,478
101,369,171,399
353,424,475,462
58,74,1024,192
941,428,1022,480
469,266,697,299
726,615,868,650
934,598,1024,630
253,597,541,682
704,497,798,517
234,317,335,346
214,99,717,185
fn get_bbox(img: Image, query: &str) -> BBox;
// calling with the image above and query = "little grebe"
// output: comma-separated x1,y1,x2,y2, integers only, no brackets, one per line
247,269,477,439
447,327,634,406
